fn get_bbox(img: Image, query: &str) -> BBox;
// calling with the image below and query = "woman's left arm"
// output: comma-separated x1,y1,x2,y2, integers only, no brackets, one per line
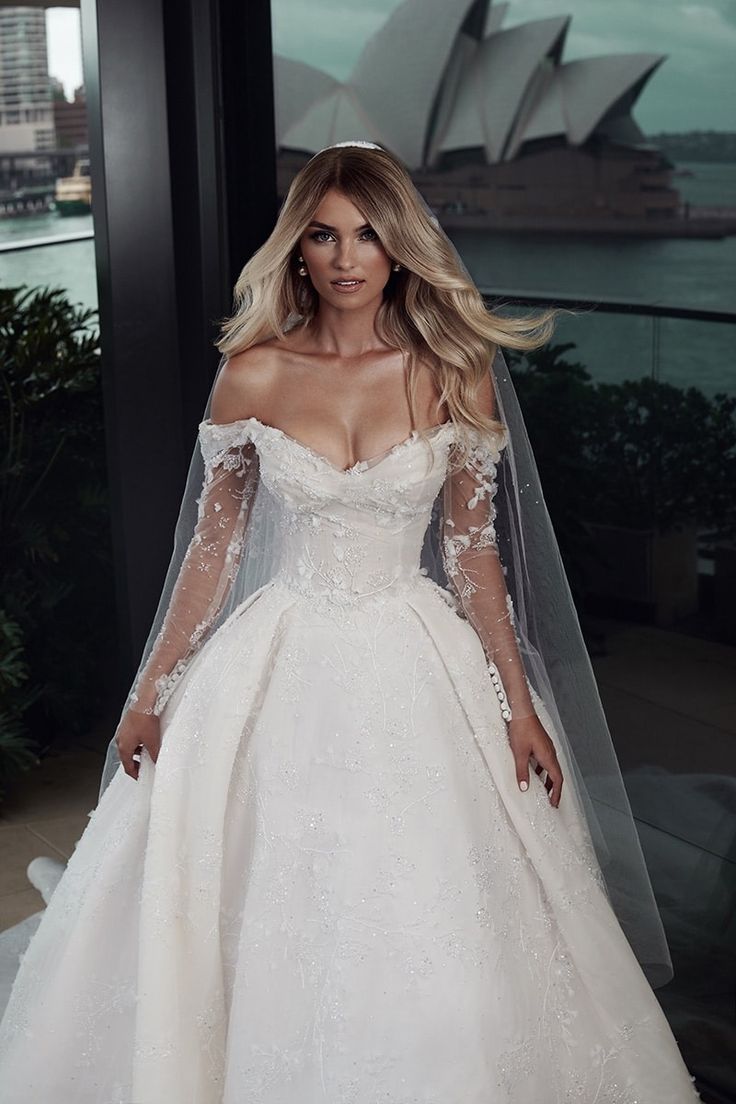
439,383,563,806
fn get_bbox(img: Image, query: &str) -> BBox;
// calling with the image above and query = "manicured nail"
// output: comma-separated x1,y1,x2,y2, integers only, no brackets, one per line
519,780,528,791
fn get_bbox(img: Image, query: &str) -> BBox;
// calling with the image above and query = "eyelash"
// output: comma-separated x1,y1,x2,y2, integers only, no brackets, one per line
309,229,379,243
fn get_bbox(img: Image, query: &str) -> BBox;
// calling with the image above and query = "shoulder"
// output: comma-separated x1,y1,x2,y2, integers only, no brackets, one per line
209,342,284,424
477,365,495,410
469,363,496,420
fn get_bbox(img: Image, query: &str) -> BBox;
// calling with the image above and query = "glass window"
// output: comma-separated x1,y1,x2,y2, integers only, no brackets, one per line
271,1,736,1096
0,6,108,814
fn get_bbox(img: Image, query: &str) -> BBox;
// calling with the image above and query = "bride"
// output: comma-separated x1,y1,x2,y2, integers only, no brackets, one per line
0,141,701,1103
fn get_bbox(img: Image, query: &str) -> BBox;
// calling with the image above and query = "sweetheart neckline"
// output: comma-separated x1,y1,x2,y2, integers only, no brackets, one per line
202,415,454,475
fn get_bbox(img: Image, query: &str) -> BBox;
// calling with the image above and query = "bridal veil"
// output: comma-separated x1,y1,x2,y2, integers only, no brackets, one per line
98,140,674,989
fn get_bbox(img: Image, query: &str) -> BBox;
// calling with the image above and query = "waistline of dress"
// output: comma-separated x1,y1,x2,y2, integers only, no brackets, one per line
268,566,461,614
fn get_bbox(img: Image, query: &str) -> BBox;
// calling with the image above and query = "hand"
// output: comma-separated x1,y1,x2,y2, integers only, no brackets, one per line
507,713,563,808
114,709,161,781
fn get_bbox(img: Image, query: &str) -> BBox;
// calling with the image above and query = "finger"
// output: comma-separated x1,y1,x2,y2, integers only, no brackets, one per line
533,760,551,796
117,748,130,778
531,753,551,790
548,767,564,807
514,749,530,792
146,737,161,765
120,747,140,781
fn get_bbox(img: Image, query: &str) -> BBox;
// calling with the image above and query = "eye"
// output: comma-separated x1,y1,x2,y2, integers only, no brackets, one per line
307,228,380,244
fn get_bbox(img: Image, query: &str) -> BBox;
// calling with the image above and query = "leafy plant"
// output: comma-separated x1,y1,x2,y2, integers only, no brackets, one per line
504,342,601,600
0,284,114,798
505,342,736,537
0,610,41,796
503,341,736,635
581,377,736,534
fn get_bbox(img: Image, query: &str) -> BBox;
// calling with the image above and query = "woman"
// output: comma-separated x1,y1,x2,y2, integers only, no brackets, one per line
0,141,700,1103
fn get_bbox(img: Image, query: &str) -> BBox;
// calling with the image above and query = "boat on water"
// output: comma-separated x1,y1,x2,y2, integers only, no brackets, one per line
54,158,91,216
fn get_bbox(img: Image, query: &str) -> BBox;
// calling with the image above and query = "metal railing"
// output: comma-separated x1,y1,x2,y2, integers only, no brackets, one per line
0,229,93,253
480,288,736,326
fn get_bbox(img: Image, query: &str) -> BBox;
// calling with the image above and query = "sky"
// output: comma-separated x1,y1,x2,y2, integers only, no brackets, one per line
45,9,82,99
45,0,735,132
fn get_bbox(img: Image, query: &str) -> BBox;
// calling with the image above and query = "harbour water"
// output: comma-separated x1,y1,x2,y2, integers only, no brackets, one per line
0,161,733,396
0,210,98,320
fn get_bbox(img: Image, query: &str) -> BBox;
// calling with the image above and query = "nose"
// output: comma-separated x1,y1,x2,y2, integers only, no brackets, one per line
333,239,358,270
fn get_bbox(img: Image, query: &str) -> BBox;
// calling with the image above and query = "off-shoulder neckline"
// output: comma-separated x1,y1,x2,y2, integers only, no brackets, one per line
200,414,455,475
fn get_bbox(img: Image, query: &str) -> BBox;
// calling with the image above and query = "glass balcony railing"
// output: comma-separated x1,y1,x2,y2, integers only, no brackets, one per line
481,287,736,1104
480,289,736,636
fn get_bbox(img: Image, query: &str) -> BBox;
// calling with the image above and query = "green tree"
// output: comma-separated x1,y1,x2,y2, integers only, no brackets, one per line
0,285,114,798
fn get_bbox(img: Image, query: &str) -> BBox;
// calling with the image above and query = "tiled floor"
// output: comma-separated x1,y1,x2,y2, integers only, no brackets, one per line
0,741,104,929
592,619,736,775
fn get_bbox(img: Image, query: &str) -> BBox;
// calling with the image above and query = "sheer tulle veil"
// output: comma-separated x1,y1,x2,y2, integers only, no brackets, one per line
98,139,674,988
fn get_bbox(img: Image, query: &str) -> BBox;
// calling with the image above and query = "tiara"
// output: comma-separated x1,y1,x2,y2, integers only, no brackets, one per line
313,140,382,156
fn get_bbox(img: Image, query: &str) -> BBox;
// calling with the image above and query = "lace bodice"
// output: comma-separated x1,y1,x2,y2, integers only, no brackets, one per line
234,417,453,607
128,414,537,722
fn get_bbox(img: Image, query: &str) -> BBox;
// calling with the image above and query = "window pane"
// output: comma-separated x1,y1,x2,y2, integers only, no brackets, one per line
271,2,736,1097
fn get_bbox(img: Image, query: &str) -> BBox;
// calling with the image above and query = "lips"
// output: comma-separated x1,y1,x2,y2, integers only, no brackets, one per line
330,278,365,294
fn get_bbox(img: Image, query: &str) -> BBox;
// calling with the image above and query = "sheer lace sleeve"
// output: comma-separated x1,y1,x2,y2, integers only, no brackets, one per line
441,429,537,722
127,420,259,717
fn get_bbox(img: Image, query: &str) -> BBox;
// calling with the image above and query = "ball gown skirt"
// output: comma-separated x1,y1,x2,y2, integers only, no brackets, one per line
0,416,701,1103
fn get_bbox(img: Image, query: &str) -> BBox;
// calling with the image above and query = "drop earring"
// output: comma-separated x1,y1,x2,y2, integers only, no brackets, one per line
392,262,401,271
297,255,307,276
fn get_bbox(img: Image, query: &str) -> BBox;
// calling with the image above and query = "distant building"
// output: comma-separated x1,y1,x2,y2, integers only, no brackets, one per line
53,84,88,150
0,7,55,168
274,0,683,230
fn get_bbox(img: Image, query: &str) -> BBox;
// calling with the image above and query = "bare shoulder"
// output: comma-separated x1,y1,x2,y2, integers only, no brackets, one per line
473,363,496,419
209,342,283,424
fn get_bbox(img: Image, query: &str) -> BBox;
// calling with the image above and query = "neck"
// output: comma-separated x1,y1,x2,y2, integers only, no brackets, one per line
303,298,389,358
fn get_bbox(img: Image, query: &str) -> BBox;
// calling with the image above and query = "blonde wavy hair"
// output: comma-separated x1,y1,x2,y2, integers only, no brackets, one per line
215,143,562,461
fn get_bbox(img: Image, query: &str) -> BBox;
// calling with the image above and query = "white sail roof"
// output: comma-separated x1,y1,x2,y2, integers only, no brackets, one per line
279,86,383,154
507,53,664,155
558,54,664,145
273,56,338,146
438,16,570,162
484,2,509,36
275,0,664,169
349,0,480,168
504,63,565,159
424,31,480,166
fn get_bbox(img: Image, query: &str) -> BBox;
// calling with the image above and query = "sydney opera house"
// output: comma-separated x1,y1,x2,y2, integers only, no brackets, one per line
273,0,691,234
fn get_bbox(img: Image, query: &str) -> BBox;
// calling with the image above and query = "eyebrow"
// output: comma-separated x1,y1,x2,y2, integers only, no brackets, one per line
308,220,373,232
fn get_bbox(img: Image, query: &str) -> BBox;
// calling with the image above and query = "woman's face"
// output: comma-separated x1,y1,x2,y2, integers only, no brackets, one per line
298,188,393,307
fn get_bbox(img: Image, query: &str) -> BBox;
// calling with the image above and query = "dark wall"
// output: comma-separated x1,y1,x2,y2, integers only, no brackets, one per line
80,0,277,703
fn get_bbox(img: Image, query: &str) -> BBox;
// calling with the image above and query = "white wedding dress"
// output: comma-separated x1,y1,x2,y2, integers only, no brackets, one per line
0,415,701,1104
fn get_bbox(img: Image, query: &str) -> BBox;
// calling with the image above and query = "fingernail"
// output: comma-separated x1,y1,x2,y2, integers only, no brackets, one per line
519,780,528,791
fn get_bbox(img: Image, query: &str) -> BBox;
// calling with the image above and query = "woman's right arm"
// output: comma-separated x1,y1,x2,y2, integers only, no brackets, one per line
115,424,259,778
116,352,272,778
116,347,266,776
127,431,259,718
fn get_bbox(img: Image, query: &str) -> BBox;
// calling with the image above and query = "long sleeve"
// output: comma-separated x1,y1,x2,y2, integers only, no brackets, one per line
440,430,537,722
127,421,260,717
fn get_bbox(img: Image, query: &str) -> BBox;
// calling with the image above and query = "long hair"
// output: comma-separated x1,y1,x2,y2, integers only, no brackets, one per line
214,143,561,462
